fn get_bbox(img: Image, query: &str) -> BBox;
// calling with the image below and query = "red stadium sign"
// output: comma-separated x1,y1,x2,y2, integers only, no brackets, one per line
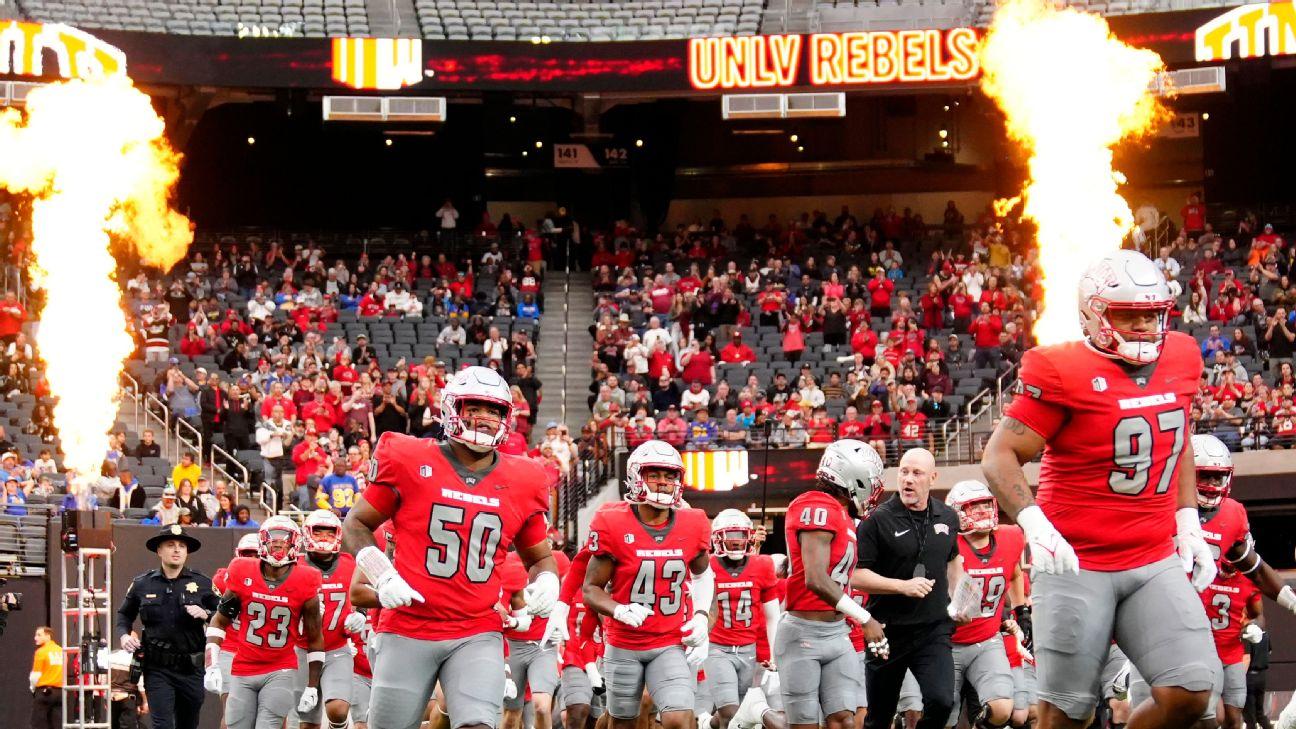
688,28,981,90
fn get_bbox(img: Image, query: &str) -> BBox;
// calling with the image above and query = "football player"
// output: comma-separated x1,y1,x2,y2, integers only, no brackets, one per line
204,516,325,729
1131,434,1296,729
771,440,888,729
581,440,713,729
295,510,364,729
351,626,373,729
501,549,561,729
982,249,1221,729
340,366,560,729
944,481,1025,729
212,534,260,729
704,509,781,729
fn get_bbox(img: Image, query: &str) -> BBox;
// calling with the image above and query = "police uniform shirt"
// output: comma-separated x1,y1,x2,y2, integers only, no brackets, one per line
856,494,960,627
115,568,219,661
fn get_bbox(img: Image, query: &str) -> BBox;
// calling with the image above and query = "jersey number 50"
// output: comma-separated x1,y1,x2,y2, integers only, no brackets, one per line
1108,410,1186,496
426,504,503,583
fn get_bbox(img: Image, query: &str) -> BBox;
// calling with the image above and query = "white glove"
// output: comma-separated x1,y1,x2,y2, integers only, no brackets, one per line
297,686,318,714
613,603,652,628
347,641,359,657
344,612,367,634
585,661,603,690
203,665,223,694
1017,505,1080,575
1242,622,1264,644
508,610,534,633
685,640,709,671
1175,508,1218,592
374,569,425,609
29,672,38,693
681,613,709,648
539,602,571,649
1279,694,1296,729
121,633,140,652
524,571,561,617
185,604,209,620
504,663,518,700
1277,585,1296,615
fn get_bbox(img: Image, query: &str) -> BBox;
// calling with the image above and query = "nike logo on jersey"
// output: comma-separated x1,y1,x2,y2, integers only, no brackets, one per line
894,530,910,537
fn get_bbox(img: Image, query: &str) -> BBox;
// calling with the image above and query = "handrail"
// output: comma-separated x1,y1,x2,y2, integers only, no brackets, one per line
175,416,203,466
209,442,248,508
143,393,173,453
257,480,278,518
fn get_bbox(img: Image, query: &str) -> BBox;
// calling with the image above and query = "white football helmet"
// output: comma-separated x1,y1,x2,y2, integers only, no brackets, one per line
1192,433,1233,509
258,515,302,567
816,439,886,516
946,480,999,534
711,509,754,559
303,509,343,554
624,439,685,508
440,365,514,452
1078,249,1173,364
235,533,259,558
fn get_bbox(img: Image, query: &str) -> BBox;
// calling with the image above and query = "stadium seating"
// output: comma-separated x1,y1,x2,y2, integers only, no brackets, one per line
20,0,372,38
414,0,763,41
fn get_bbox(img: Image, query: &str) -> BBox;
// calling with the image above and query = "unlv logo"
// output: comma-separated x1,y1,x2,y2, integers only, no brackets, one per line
1092,377,1108,392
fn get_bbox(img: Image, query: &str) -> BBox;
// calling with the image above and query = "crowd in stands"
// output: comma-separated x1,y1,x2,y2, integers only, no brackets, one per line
0,210,590,530
583,196,1296,461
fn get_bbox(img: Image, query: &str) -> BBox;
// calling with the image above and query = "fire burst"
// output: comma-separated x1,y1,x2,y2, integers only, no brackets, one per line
0,77,191,491
979,0,1167,345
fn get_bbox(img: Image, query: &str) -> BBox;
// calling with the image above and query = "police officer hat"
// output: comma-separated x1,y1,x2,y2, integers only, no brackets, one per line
146,524,202,553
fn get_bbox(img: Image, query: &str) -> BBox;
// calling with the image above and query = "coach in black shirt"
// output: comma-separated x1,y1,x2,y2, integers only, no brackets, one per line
854,447,961,729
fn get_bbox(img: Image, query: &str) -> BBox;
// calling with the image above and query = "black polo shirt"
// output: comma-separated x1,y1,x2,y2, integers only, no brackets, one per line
856,494,960,627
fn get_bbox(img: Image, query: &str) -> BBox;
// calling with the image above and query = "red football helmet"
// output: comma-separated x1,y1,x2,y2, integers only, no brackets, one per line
258,516,302,567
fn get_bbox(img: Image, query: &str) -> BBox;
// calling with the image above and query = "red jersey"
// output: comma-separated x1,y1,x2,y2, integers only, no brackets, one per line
586,503,711,651
785,491,856,612
224,557,321,676
847,590,869,651
1202,570,1259,665
212,567,245,656
1201,498,1251,569
709,554,778,647
501,552,545,641
352,632,372,679
1005,333,1203,571
561,598,603,670
951,526,1025,645
296,553,357,651
363,434,553,640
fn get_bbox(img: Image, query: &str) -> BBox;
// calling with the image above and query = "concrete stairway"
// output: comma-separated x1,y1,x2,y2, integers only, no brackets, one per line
365,0,419,36
531,271,592,438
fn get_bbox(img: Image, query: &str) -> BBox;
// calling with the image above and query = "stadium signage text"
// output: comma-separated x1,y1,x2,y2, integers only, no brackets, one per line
0,21,126,80
688,28,980,90
1195,0,1296,61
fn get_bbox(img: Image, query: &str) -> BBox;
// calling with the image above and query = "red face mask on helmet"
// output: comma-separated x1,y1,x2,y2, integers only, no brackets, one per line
258,516,302,567
1195,467,1232,510
303,510,343,555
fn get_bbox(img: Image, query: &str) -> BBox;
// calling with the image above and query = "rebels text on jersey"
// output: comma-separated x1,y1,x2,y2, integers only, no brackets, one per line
213,567,245,656
295,553,357,651
952,525,1025,645
1005,333,1202,571
709,554,778,647
362,433,553,641
784,491,856,613
586,502,711,651
1201,498,1251,570
1201,570,1259,665
225,557,322,676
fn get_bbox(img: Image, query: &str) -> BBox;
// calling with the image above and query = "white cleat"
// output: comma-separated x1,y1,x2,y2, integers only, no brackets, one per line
733,687,771,729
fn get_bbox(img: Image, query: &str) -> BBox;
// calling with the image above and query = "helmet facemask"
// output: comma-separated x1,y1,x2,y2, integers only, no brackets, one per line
1195,466,1232,510
446,396,511,452
305,524,342,555
712,526,753,560
956,497,999,534
633,465,684,508
1091,299,1172,365
259,523,300,567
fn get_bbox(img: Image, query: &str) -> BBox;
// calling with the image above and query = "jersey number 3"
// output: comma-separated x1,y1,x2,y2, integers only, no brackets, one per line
1108,410,1186,496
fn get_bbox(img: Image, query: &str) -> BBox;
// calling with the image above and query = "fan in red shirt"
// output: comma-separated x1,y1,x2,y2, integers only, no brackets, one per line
770,440,888,729
205,517,326,727
982,250,1220,729
851,327,879,363
582,440,713,729
703,509,782,729
945,481,1027,729
1181,193,1206,235
340,366,560,729
720,332,757,364
867,274,895,316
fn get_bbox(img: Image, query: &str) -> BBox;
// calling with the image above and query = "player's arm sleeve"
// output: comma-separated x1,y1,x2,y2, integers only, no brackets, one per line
559,549,592,604
514,464,556,549
1003,348,1067,439
587,511,614,559
360,433,402,517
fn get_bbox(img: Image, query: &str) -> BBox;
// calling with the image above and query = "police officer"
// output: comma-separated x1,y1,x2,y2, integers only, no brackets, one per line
854,448,961,729
116,525,218,729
